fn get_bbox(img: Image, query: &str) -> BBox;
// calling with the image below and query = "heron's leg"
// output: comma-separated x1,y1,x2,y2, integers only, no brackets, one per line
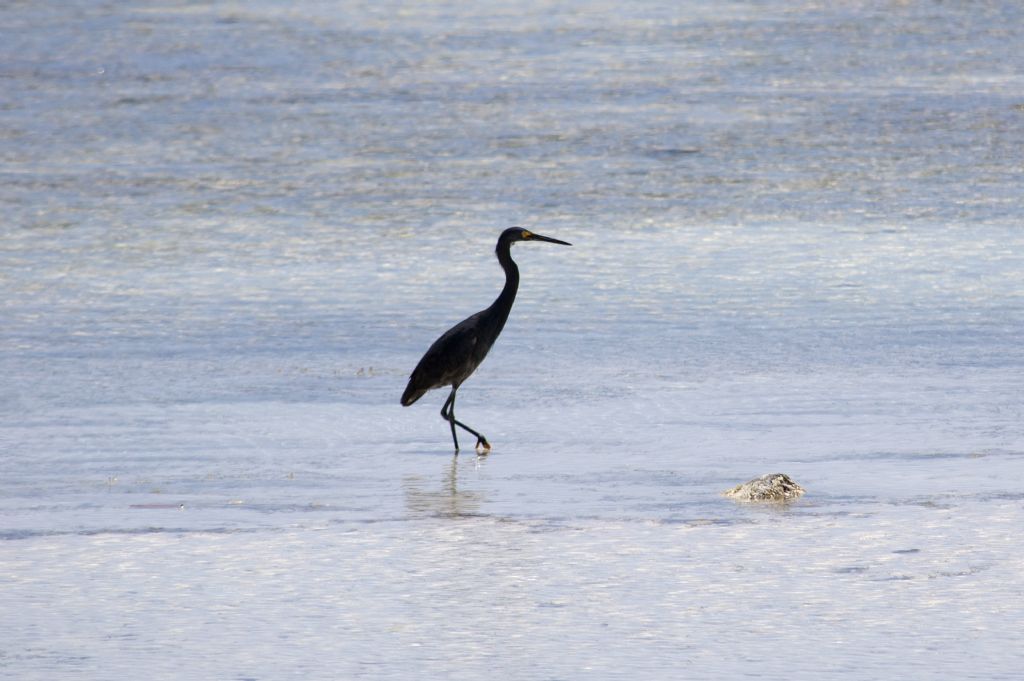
444,388,491,453
440,388,460,452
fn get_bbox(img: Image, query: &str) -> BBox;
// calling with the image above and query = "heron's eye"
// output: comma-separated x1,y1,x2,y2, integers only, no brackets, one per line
521,230,532,239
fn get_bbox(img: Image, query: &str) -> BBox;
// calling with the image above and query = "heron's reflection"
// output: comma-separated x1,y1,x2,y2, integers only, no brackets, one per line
404,455,485,518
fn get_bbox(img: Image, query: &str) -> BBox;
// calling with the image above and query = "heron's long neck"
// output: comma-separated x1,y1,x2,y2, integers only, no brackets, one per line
489,242,520,331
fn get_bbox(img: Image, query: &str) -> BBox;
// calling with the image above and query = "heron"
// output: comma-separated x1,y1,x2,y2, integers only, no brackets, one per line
401,227,572,452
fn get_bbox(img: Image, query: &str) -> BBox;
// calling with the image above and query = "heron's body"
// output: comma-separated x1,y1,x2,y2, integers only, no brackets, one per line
401,227,571,452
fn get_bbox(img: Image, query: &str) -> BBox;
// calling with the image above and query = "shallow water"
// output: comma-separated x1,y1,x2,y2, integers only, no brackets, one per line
3,1,1024,679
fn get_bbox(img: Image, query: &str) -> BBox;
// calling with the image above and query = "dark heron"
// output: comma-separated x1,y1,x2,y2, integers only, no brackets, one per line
401,227,572,452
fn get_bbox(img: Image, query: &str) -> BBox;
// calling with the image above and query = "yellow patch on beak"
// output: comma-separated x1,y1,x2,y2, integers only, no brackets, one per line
521,230,533,239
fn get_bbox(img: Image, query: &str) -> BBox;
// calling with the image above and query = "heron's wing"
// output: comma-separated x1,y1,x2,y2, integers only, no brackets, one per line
401,313,483,406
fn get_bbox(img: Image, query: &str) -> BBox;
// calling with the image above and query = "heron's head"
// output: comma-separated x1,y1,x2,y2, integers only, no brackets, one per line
498,226,572,248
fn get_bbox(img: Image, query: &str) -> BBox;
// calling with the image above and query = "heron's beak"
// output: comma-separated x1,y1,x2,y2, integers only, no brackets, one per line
528,232,572,246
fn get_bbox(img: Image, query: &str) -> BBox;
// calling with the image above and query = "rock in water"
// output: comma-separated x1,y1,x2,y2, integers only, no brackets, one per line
723,473,805,502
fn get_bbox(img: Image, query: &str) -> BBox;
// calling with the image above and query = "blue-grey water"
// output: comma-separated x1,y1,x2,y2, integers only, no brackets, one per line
3,1,1024,679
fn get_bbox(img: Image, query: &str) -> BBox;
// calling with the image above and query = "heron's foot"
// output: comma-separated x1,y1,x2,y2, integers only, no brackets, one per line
475,436,491,454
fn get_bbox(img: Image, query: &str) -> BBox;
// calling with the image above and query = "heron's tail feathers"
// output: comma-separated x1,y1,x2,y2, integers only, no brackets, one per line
401,382,427,407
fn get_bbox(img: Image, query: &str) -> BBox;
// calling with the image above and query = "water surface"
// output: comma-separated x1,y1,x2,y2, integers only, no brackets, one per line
2,1,1023,679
